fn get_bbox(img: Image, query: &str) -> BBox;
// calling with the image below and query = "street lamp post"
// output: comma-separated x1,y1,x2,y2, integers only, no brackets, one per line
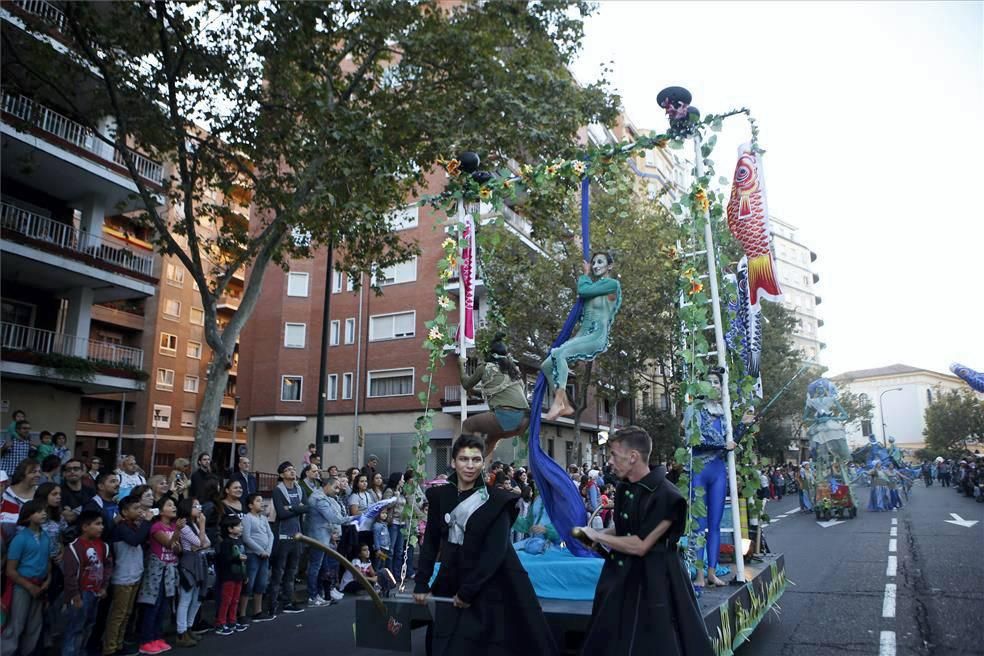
879,387,903,447
229,395,240,472
150,408,160,477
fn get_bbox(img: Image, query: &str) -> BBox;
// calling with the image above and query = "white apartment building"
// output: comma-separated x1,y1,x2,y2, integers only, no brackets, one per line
770,216,823,362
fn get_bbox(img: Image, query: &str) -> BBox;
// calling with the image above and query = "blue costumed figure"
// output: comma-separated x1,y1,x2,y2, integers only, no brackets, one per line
541,252,621,421
867,462,892,511
684,368,755,588
804,379,856,508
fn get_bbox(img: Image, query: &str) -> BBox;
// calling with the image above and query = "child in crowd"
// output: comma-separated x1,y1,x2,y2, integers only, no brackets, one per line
1,499,52,656
175,497,211,646
372,508,392,573
339,543,377,594
62,510,113,656
241,493,274,622
103,496,150,656
215,516,249,636
35,431,55,463
137,497,183,655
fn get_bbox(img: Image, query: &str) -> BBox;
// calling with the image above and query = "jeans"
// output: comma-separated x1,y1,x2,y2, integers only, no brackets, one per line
389,524,414,580
139,578,168,645
62,591,99,656
306,549,334,599
267,538,301,611
175,585,201,634
244,553,271,596
103,583,140,655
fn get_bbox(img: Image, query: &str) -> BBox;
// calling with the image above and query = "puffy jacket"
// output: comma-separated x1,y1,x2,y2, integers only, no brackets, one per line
305,489,347,545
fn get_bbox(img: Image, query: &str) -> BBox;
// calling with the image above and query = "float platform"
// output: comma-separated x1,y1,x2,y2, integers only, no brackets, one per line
355,552,786,655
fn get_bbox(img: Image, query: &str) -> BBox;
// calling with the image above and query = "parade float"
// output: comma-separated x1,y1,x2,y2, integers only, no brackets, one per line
351,85,787,656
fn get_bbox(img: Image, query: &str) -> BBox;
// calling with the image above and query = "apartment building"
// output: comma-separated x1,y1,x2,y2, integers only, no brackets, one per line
1,1,248,473
1,2,159,452
770,216,824,362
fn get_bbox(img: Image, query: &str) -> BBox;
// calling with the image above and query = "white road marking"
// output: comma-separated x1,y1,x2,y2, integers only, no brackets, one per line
882,583,896,618
945,513,979,528
891,518,897,526
888,538,897,552
886,555,897,577
890,527,897,537
880,630,896,656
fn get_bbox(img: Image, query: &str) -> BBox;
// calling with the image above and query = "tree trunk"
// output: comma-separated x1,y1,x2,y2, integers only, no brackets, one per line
572,362,593,467
194,354,232,465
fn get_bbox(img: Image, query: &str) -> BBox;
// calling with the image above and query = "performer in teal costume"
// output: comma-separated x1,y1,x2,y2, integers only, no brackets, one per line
542,252,622,421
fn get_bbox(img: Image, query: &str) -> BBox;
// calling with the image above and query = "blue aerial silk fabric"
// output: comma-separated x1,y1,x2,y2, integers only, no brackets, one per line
527,176,596,559
513,544,604,600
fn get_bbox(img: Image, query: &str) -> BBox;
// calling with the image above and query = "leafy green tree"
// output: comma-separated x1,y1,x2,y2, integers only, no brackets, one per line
3,0,617,459
923,388,984,456
636,405,682,464
838,388,874,433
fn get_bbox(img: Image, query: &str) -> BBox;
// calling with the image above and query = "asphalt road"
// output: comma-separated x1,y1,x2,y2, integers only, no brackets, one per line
174,483,983,656
741,482,984,656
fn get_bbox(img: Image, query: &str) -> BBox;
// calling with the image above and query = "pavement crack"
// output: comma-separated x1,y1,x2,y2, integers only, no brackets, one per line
902,518,937,655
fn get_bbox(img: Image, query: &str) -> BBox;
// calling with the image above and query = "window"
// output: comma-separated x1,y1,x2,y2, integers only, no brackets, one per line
284,323,306,348
369,311,415,341
388,206,419,231
152,404,171,428
184,375,199,393
189,307,204,325
342,373,353,400
180,410,196,427
346,275,354,292
344,318,355,344
861,419,872,435
186,340,202,359
645,149,658,167
156,368,175,391
159,333,177,356
330,320,340,346
378,257,417,286
163,299,181,319
328,434,340,444
287,272,310,297
367,368,414,398
332,270,343,293
165,263,184,287
328,374,338,401
281,375,303,402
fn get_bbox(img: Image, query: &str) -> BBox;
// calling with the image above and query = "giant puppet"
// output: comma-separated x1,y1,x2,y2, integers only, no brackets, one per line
804,378,858,517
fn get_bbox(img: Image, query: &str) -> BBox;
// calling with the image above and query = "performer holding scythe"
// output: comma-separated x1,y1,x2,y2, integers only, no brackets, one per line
577,426,714,656
413,434,557,656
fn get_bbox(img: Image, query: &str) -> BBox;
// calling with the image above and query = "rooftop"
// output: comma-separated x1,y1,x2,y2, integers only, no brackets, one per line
832,363,957,382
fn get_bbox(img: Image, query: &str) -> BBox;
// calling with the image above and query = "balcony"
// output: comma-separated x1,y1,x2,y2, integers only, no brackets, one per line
217,288,242,312
5,0,67,33
91,304,145,331
1,321,146,392
2,92,164,185
598,411,629,429
442,385,489,413
1,202,157,300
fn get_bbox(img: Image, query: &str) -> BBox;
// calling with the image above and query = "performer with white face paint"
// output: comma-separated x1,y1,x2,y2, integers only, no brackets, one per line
541,251,622,421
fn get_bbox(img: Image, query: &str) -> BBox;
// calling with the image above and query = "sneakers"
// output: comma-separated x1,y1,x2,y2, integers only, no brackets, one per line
234,623,250,633
329,588,344,602
252,611,276,623
282,604,305,614
215,625,234,636
308,596,328,607
138,644,165,655
153,641,172,653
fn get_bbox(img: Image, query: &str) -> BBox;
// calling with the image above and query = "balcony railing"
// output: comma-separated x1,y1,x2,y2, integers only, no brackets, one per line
8,0,67,32
443,385,485,404
2,321,144,369
598,411,629,428
2,92,164,185
1,202,155,277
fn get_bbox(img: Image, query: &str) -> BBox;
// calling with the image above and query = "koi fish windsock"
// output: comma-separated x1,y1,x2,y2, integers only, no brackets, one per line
726,146,783,306
951,363,984,393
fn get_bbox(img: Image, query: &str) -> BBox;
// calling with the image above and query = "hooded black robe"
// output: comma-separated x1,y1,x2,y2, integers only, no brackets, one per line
580,466,714,656
414,477,558,656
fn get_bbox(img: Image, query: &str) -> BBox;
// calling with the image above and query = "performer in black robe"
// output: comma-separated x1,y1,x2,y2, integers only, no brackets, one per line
579,426,714,656
413,434,558,656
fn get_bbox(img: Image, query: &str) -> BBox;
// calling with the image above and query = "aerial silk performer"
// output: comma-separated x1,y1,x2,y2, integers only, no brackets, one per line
527,178,619,558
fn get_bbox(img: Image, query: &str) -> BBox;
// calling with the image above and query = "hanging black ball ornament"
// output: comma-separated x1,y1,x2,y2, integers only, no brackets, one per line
458,152,480,174
471,170,493,184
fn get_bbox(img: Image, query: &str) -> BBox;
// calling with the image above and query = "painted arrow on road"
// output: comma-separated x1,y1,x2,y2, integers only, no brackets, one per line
816,519,846,528
944,513,979,528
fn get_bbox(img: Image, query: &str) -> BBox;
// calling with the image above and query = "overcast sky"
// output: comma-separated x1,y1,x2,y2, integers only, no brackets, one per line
573,1,983,377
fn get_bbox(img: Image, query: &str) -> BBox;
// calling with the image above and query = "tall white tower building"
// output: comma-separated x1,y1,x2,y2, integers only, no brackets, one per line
770,217,823,362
